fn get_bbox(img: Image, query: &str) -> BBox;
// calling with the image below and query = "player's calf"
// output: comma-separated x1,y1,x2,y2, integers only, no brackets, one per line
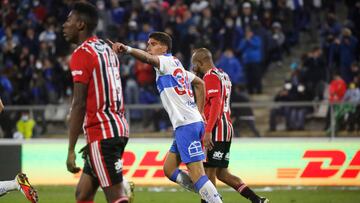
168,168,195,192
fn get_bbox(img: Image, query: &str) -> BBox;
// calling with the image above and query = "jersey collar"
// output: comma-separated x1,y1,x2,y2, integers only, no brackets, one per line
205,67,218,75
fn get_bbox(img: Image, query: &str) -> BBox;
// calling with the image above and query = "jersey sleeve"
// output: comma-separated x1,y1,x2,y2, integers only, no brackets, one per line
70,48,93,84
157,55,171,74
186,71,196,82
204,74,221,98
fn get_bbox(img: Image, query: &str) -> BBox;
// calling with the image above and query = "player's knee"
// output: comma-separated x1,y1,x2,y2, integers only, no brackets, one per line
75,188,94,202
216,169,227,182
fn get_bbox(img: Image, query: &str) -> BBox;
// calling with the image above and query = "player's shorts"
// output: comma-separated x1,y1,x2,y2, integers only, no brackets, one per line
169,121,205,164
203,141,231,168
82,137,128,188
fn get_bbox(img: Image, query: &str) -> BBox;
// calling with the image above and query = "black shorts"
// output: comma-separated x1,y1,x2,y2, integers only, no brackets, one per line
82,137,128,188
203,141,231,168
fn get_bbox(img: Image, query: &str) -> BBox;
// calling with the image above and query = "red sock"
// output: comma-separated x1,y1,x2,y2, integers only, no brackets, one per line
112,196,129,203
233,183,247,193
233,183,259,201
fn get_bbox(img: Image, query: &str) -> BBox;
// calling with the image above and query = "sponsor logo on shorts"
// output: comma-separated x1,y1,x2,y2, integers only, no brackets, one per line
188,141,204,157
115,159,123,173
213,151,224,160
225,152,230,161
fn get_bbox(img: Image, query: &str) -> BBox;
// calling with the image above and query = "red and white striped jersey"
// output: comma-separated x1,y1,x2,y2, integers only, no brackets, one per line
70,36,129,143
203,67,233,142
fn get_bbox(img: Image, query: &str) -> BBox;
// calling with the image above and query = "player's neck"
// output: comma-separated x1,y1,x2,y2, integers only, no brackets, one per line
77,33,95,45
204,63,215,72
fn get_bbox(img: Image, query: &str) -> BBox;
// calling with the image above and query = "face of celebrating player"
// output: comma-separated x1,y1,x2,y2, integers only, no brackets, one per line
146,38,168,55
63,11,82,44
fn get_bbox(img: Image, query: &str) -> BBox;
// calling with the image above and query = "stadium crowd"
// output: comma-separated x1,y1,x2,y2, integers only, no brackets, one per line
0,0,360,136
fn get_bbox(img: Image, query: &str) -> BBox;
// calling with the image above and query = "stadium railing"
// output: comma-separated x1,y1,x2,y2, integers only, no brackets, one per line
2,101,360,139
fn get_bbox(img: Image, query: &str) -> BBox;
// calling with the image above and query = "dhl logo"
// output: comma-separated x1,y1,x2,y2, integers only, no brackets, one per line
122,151,185,178
278,150,360,179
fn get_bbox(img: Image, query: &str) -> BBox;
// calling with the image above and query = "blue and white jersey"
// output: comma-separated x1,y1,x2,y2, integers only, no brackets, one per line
155,54,203,129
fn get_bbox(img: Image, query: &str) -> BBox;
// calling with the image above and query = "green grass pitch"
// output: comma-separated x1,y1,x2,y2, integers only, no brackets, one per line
2,186,359,203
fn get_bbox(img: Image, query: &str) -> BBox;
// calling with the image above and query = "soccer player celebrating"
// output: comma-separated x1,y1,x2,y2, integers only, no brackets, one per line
63,2,130,203
192,48,269,203
109,32,223,203
0,173,38,202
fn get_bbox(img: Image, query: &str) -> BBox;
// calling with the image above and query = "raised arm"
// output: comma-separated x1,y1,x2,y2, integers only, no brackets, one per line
108,40,160,68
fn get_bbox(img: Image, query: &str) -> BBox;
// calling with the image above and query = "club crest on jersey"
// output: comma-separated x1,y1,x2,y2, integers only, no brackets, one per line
188,141,204,157
94,42,105,52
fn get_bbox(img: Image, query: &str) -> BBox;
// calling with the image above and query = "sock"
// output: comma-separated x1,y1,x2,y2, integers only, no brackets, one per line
170,168,195,192
0,180,18,194
201,199,207,203
234,183,259,201
194,175,222,203
112,196,128,203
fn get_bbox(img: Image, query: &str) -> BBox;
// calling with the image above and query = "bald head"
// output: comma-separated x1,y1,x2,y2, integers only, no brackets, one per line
192,48,213,63
191,48,214,74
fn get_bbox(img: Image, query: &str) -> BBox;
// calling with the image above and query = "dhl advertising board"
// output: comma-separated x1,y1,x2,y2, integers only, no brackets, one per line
18,138,360,186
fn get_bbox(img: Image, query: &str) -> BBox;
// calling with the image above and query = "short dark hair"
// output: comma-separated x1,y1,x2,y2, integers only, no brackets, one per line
149,32,172,53
72,2,99,34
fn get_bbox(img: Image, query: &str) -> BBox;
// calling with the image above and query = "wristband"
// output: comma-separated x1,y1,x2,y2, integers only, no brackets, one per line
126,46,133,54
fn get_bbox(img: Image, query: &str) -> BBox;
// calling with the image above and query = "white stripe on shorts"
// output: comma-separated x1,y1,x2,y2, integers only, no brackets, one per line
91,141,109,187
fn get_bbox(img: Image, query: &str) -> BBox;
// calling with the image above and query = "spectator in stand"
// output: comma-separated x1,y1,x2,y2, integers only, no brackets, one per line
237,26,263,94
239,2,258,28
273,0,294,54
342,82,360,132
348,1,360,54
337,28,359,84
16,111,36,139
231,85,261,137
134,59,157,129
320,12,342,47
288,83,311,130
216,48,246,86
190,0,209,14
302,46,327,100
218,17,244,51
0,71,13,105
351,62,360,78
270,22,286,64
269,82,293,131
324,72,347,131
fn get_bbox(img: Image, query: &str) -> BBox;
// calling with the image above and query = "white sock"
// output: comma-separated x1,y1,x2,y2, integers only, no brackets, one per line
169,168,195,192
0,180,18,194
195,176,222,203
